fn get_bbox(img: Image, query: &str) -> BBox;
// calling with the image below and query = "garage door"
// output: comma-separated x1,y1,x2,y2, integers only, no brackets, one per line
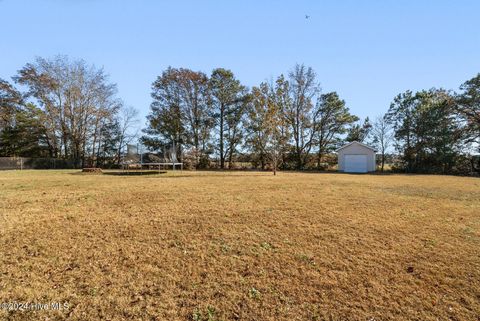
344,155,368,173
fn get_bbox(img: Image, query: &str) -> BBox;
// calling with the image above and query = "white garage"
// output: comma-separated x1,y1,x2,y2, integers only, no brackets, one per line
336,141,376,173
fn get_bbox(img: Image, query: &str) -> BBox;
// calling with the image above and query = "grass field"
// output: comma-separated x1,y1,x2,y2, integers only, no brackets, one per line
0,170,479,321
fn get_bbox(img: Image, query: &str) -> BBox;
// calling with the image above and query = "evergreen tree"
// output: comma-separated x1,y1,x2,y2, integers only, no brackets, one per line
315,92,358,168
346,117,372,143
457,73,480,148
0,80,47,157
387,89,463,173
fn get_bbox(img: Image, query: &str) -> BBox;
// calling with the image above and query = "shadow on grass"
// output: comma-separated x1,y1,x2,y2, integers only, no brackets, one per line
103,171,167,176
67,169,467,179
68,170,271,178
69,170,167,176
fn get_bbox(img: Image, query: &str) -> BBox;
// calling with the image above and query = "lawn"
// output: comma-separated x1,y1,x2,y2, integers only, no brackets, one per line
0,170,479,321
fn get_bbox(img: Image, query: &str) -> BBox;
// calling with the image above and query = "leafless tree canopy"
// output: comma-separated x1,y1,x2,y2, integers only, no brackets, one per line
14,56,127,166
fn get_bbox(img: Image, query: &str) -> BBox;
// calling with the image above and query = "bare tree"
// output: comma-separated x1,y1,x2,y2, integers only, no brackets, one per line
210,68,248,169
265,85,289,176
116,105,139,164
245,83,270,169
142,67,213,168
15,56,119,167
246,79,289,173
178,69,213,168
371,115,393,172
284,64,321,169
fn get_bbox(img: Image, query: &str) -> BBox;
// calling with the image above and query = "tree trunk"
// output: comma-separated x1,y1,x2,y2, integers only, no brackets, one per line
220,103,225,169
317,148,324,169
117,136,124,166
296,149,302,170
193,126,200,169
228,144,234,169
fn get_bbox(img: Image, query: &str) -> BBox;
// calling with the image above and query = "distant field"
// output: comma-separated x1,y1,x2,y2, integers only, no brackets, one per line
0,170,479,321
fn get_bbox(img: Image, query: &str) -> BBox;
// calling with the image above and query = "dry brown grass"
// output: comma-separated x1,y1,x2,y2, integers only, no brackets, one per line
0,170,479,321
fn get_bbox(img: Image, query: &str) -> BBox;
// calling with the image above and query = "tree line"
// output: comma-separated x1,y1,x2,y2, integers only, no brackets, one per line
141,65,361,172
142,64,479,174
1,56,479,174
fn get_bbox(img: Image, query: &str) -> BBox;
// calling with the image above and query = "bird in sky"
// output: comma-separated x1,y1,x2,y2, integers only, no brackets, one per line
305,15,310,19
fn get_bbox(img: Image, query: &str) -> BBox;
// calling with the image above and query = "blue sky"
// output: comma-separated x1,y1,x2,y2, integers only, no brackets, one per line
1,0,479,127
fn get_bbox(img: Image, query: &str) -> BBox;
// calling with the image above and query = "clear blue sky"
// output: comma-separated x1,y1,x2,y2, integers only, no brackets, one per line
1,0,479,126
